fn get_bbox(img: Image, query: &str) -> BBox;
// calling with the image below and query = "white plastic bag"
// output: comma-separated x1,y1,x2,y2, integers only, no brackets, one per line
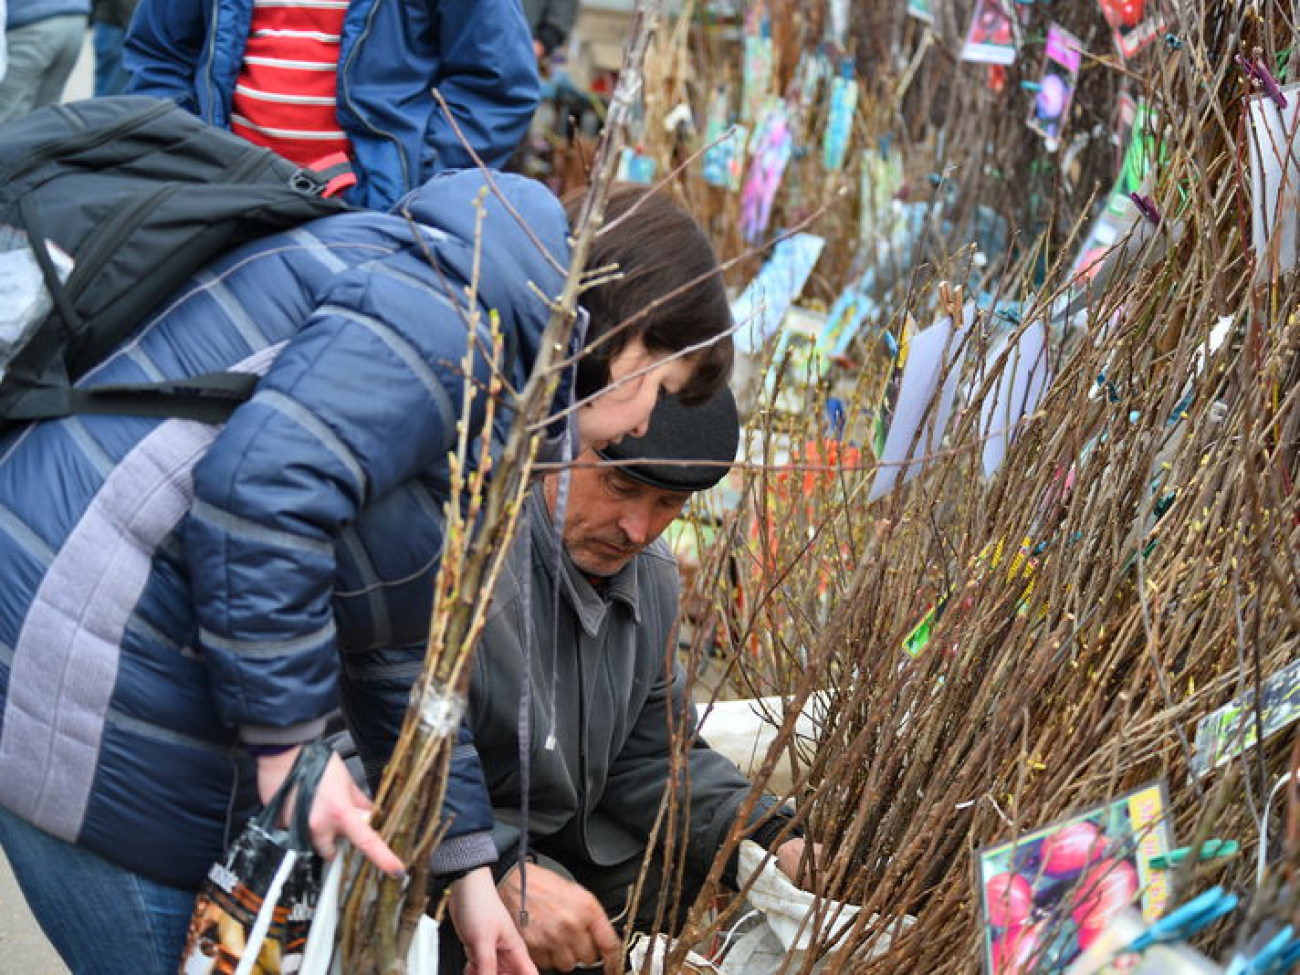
718,841,914,974
0,227,74,376
299,852,440,975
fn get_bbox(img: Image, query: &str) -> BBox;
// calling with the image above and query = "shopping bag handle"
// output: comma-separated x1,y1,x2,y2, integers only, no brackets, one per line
256,739,335,851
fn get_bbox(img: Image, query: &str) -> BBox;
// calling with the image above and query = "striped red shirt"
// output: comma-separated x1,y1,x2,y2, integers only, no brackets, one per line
230,0,351,167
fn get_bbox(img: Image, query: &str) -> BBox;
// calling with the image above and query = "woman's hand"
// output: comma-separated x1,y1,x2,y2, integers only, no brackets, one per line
255,747,405,879
448,867,539,975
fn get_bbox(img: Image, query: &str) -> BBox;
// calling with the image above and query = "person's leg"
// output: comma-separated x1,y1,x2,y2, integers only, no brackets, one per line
0,804,197,975
29,14,88,107
0,15,88,124
92,21,129,97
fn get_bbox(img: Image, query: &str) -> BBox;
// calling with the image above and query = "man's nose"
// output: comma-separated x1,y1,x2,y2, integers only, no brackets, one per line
619,504,653,544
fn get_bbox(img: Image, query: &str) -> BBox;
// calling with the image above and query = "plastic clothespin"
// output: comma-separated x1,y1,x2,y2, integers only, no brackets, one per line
1020,81,1043,92
1165,33,1184,50
1227,925,1296,975
937,281,964,326
1148,839,1239,869
1237,54,1289,110
1275,936,1300,973
882,331,899,358
1130,192,1161,227
1126,886,1238,954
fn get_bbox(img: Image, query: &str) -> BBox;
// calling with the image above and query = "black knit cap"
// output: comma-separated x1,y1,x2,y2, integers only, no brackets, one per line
594,386,739,493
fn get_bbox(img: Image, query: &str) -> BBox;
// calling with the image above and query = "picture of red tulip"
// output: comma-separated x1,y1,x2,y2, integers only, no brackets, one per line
992,923,1045,974
1069,858,1138,929
984,871,1034,928
1040,821,1107,877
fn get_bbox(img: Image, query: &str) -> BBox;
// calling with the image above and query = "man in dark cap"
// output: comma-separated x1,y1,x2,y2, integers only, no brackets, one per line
456,387,810,974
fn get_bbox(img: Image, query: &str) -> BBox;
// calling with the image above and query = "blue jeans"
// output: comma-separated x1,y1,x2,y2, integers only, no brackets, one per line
93,22,130,97
0,804,198,974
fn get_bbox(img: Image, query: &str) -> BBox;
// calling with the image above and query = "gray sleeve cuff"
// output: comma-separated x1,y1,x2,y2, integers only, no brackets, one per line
430,831,498,876
239,719,328,746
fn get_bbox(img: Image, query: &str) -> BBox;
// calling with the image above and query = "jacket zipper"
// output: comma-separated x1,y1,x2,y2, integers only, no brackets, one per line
0,100,173,188
202,0,223,123
339,0,411,192
576,631,592,849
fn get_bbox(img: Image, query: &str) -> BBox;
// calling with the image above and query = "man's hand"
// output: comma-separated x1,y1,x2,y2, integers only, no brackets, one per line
448,868,539,975
497,863,621,974
774,837,825,889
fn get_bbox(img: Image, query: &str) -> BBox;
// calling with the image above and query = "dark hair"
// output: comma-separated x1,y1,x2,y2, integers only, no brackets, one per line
565,185,733,405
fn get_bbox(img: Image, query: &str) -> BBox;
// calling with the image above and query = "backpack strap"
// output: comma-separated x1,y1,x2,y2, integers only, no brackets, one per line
6,371,259,424
304,152,356,199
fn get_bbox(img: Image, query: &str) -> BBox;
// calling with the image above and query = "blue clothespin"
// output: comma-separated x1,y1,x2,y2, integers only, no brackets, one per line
1244,925,1295,974
1126,886,1238,954
1020,81,1042,92
1276,936,1300,972
882,331,899,358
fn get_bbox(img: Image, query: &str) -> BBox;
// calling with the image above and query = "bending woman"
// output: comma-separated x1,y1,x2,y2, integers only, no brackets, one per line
0,169,732,974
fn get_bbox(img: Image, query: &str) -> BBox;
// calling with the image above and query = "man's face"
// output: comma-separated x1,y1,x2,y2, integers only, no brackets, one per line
545,453,693,577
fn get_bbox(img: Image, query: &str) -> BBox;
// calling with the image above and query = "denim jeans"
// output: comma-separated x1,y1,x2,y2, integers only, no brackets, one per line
0,14,88,125
0,804,198,974
92,22,129,97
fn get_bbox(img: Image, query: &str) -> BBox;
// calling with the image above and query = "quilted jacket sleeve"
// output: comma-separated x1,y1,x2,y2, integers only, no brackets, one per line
424,0,539,171
340,644,497,863
123,0,205,111
184,258,494,739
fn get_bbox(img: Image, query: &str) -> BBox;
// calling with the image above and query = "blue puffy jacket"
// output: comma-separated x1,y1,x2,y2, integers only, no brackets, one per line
0,170,570,889
123,0,539,210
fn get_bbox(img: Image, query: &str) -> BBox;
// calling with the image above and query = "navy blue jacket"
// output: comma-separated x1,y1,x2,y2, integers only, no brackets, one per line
123,0,539,210
0,170,570,889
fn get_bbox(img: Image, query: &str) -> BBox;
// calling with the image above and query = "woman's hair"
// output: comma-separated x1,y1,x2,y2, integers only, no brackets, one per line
565,185,733,405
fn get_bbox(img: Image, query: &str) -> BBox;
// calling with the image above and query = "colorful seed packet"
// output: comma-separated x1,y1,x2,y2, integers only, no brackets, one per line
976,781,1174,975
741,3,773,124
740,99,794,243
730,232,825,356
701,87,748,190
961,0,1023,66
1096,0,1165,60
1072,99,1162,279
1027,25,1083,146
860,142,904,245
1191,657,1300,777
819,286,875,362
822,59,858,172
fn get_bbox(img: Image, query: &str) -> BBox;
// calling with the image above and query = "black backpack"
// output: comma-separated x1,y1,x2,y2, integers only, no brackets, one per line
0,96,351,430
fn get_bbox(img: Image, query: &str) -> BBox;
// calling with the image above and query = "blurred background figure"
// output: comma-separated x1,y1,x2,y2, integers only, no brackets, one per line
0,0,89,125
523,0,577,63
123,0,539,210
90,0,133,95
